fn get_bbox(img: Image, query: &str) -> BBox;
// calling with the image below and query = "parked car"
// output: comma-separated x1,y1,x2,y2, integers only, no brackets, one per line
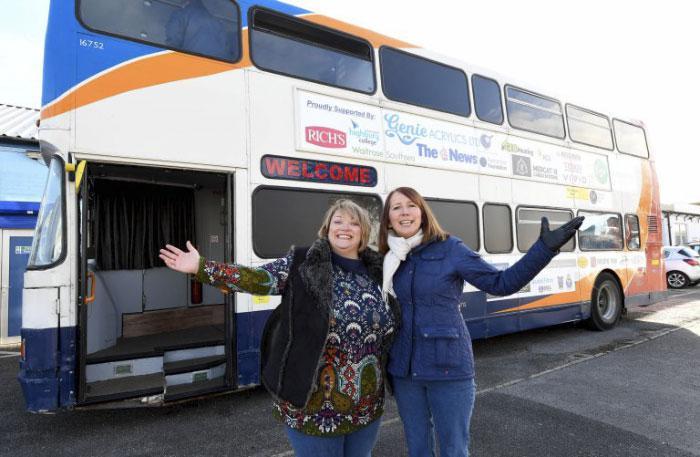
687,242,700,256
662,246,700,288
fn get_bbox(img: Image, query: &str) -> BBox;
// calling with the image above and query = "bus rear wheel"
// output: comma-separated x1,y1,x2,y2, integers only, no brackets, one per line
588,273,622,331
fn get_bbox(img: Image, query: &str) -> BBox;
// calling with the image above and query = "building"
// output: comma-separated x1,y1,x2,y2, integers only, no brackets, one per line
0,104,45,345
661,203,700,247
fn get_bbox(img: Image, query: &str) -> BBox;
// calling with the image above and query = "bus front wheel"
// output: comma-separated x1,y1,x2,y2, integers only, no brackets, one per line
588,273,623,331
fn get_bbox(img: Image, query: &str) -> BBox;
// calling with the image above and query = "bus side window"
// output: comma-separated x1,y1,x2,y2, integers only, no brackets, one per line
483,203,512,253
78,0,241,63
380,47,470,117
472,75,504,125
578,212,624,251
424,199,479,251
505,86,565,139
252,188,382,258
625,214,641,250
516,208,574,252
249,8,375,94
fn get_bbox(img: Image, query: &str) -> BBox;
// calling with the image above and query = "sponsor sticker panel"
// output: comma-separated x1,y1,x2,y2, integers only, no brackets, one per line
295,90,612,191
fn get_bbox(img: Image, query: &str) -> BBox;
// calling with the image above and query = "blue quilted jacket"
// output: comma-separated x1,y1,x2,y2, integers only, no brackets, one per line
387,235,555,381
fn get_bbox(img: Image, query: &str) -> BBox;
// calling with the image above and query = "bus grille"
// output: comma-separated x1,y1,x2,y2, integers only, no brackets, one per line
647,216,658,232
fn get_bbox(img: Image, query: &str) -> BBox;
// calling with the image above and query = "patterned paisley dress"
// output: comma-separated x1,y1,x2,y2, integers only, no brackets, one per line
196,250,395,436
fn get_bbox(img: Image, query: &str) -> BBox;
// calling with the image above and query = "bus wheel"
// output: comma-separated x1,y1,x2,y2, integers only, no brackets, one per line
666,271,689,289
588,273,622,331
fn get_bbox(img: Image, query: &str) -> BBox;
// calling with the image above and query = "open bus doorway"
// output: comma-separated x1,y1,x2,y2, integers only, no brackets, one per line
76,163,235,405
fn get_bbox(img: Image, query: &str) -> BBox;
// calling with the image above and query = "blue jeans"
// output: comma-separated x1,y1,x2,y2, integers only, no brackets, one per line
285,418,381,457
392,377,476,457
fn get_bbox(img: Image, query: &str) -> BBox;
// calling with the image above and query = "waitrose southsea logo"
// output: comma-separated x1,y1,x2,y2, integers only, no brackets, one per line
306,126,347,149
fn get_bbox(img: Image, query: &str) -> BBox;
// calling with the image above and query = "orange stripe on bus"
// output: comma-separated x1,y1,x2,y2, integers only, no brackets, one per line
303,14,415,49
41,34,250,121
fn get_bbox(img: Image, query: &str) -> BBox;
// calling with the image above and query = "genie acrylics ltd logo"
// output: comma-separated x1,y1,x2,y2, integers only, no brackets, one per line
306,126,347,149
384,113,493,149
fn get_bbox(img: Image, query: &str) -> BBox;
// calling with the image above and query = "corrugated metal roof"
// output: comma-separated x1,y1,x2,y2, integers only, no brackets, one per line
0,104,39,142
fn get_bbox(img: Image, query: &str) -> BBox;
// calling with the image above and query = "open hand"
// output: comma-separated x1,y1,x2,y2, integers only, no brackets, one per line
159,241,200,274
540,216,585,252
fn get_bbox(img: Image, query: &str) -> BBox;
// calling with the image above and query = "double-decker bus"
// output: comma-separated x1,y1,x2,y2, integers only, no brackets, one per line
20,0,666,412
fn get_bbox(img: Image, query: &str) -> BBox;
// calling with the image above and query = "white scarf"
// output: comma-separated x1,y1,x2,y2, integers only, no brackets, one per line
383,229,424,300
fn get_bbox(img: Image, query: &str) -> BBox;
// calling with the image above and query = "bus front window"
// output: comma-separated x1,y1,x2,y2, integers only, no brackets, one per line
28,157,65,269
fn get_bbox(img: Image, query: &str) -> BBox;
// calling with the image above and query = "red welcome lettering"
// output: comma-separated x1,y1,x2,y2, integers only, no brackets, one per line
286,159,300,177
330,164,343,181
343,166,359,182
264,157,286,176
315,163,329,179
360,168,370,184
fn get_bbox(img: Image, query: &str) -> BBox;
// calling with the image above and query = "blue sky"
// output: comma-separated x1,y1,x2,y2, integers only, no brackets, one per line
1,0,698,203
0,0,49,108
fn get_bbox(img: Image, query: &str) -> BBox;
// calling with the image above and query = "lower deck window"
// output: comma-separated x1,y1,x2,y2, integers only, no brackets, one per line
578,211,624,251
517,208,574,252
252,187,382,258
425,199,479,251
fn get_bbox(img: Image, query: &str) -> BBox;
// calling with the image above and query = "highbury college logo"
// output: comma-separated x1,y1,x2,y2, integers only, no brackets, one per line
306,126,347,149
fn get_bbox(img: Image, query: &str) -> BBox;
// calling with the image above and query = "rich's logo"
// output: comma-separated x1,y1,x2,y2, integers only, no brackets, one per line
306,126,347,149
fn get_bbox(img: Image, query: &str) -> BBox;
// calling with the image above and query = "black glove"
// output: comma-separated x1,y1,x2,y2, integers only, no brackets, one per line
539,216,585,253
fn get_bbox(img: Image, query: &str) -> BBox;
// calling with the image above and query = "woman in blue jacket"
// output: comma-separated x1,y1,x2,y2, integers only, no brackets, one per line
378,187,583,457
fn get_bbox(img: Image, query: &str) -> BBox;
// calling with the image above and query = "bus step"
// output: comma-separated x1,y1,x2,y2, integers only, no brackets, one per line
163,355,226,376
164,376,227,402
84,373,163,404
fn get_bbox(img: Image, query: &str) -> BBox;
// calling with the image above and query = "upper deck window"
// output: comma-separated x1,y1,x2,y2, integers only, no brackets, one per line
380,47,470,117
566,105,613,150
506,86,565,139
78,0,241,63
472,75,503,125
613,119,649,158
249,8,375,94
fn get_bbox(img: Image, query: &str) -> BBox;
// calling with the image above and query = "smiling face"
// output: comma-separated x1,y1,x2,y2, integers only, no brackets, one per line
327,210,363,259
388,191,423,238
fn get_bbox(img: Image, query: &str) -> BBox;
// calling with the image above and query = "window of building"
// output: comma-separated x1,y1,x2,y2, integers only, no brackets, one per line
517,207,574,252
424,199,479,251
249,8,375,94
613,119,649,158
78,0,241,63
566,104,613,150
379,47,470,117
472,75,503,124
505,86,565,139
252,187,382,258
483,203,512,253
624,214,641,250
578,211,624,251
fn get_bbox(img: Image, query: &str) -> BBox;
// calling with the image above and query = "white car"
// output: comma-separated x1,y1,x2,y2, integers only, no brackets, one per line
662,246,700,288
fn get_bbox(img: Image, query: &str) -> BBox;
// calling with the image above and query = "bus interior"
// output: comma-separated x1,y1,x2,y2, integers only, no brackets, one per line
79,163,232,404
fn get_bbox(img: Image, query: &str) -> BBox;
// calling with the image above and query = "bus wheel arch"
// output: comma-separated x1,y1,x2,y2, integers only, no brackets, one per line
587,270,624,331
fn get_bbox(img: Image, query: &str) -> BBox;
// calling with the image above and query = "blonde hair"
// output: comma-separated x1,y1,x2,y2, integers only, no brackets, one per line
378,187,448,254
318,199,372,252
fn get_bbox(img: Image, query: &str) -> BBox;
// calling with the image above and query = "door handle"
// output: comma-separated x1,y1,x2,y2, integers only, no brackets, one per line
85,271,96,304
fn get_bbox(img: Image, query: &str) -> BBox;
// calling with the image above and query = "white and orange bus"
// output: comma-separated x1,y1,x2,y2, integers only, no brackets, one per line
20,0,666,412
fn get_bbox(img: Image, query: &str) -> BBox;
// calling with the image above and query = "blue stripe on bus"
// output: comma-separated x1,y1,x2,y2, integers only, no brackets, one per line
18,326,77,412
42,0,310,107
18,327,58,412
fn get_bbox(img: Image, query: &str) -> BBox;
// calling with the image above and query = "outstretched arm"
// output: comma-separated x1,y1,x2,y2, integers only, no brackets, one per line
159,241,290,295
455,216,584,296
